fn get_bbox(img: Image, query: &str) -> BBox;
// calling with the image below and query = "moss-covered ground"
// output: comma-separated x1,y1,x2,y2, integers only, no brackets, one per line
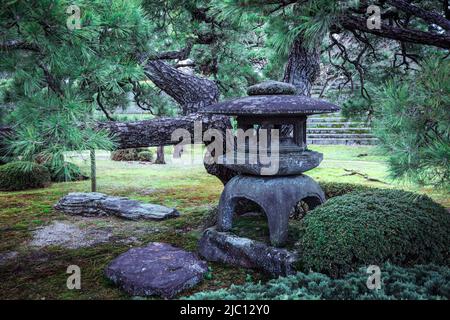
0,145,448,299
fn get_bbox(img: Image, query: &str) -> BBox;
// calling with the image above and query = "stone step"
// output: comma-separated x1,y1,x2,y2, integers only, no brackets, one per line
307,128,371,134
307,122,369,128
105,242,208,298
307,138,378,145
307,117,355,123
308,112,342,118
307,133,375,139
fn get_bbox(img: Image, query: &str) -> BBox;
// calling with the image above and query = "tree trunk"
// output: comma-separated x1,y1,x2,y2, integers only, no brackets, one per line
281,37,320,136
283,36,320,96
142,59,237,183
90,149,96,192
155,145,165,164
143,60,219,115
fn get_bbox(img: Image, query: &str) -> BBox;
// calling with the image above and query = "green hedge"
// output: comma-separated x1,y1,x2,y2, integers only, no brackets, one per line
111,148,153,162
137,150,153,162
187,264,450,300
0,161,51,191
300,189,450,277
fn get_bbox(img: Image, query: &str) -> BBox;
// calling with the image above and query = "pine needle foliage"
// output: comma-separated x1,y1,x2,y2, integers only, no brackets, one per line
374,57,450,189
343,55,450,189
1,0,151,177
186,264,450,300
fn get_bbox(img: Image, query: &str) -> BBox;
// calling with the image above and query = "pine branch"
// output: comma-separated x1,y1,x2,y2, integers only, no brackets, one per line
37,61,63,97
342,169,389,185
147,40,194,60
96,89,115,121
386,0,450,31
340,15,450,49
0,40,40,52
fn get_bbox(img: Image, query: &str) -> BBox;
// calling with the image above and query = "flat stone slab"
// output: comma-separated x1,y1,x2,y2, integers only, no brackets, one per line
54,192,179,221
198,228,299,277
105,242,208,298
30,221,112,249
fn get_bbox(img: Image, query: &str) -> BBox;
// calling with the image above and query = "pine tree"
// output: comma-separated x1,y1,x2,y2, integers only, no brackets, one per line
0,0,152,175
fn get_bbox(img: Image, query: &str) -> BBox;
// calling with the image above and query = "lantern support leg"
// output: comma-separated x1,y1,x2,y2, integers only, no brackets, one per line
216,174,325,247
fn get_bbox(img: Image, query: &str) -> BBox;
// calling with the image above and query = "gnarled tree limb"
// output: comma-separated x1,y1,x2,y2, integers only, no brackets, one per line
96,114,229,149
340,15,450,49
386,0,450,31
142,59,220,115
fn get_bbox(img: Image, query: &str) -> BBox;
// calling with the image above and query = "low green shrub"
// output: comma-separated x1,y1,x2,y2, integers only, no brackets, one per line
137,150,153,162
186,264,450,300
300,189,450,277
111,148,152,161
47,161,88,182
0,161,51,191
318,181,379,199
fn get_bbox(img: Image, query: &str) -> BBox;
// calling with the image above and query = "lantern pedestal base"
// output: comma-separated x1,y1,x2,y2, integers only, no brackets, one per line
216,174,325,247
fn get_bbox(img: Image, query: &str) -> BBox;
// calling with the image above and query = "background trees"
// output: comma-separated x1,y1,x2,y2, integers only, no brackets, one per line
210,0,450,188
1,0,449,188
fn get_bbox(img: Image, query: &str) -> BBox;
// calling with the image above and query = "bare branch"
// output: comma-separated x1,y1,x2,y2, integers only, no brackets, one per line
96,89,115,121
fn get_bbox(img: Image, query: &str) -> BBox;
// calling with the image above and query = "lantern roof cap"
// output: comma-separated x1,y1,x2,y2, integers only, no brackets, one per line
247,80,297,95
201,80,340,116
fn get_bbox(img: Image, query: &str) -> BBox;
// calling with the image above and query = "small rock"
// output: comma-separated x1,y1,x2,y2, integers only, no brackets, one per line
118,236,142,246
198,228,299,277
105,242,208,298
0,251,19,266
54,192,179,221
140,188,158,195
247,80,297,96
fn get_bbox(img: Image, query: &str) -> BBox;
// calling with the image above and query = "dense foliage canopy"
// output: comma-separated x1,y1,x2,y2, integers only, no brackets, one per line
1,0,449,187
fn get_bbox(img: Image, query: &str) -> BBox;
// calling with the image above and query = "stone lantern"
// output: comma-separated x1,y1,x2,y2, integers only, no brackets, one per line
201,81,340,247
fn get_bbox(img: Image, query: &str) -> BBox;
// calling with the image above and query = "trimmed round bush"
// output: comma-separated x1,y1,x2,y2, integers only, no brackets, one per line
300,189,450,277
0,161,51,191
137,150,153,162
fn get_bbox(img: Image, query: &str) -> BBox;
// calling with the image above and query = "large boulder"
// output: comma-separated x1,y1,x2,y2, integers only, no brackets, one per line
198,228,299,277
105,242,208,298
54,192,179,221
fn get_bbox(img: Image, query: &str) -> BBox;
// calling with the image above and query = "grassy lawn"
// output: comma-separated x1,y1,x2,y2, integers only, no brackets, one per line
0,145,448,299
